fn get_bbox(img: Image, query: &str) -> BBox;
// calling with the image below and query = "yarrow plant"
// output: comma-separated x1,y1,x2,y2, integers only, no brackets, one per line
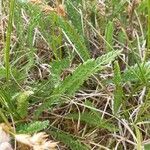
1,0,149,149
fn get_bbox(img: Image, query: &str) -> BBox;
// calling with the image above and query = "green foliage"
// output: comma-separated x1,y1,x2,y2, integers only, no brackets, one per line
17,120,49,134
68,112,117,132
4,0,16,80
134,125,142,150
144,143,150,150
1,0,149,149
135,90,150,122
57,50,121,96
53,59,96,96
35,50,121,117
0,67,7,79
68,101,117,132
137,0,148,13
16,91,34,118
147,0,150,59
55,15,90,61
14,2,42,71
122,62,150,84
50,129,89,150
66,0,83,35
16,2,90,61
113,61,124,114
50,58,70,87
105,21,114,52
0,88,19,118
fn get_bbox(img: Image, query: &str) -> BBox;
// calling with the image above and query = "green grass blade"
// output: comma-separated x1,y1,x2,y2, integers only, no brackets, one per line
4,0,16,80
146,0,150,60
56,15,90,61
134,125,142,150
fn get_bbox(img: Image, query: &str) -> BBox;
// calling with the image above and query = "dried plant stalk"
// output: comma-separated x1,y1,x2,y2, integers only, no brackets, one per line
28,0,66,17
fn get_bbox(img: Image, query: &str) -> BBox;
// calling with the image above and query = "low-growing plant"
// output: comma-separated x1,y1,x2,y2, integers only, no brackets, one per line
0,0,150,149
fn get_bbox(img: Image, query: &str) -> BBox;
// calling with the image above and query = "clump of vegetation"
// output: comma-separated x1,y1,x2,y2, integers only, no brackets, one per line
0,0,150,149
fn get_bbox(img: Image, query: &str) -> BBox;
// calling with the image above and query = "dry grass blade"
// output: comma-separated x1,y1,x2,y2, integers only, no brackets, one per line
28,0,66,16
0,124,13,150
15,132,58,150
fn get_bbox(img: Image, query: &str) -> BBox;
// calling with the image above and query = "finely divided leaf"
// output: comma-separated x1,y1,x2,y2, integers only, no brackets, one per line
35,50,121,117
17,120,49,134
17,91,33,118
50,129,89,150
113,61,123,114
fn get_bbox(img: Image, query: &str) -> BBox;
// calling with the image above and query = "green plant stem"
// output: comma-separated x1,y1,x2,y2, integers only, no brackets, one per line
148,0,150,50
0,109,11,128
134,124,142,150
4,0,15,81
145,0,150,60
